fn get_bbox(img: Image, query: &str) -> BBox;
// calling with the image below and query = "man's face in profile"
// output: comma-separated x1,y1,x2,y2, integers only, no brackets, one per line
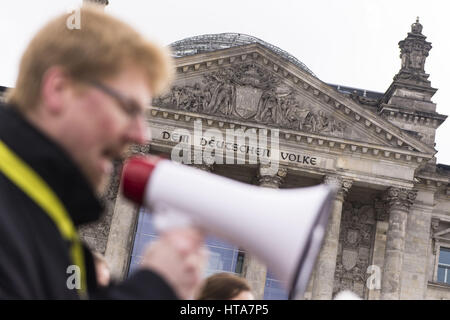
60,67,152,193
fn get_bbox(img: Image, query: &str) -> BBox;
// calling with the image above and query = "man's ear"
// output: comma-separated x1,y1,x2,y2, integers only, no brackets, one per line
40,67,71,115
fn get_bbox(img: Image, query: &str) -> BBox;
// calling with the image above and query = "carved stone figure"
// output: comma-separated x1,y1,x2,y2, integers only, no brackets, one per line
284,102,311,130
206,71,236,116
154,62,347,137
315,110,329,132
255,89,279,123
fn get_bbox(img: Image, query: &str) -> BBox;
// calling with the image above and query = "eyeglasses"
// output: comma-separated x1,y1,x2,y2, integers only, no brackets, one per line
88,80,145,120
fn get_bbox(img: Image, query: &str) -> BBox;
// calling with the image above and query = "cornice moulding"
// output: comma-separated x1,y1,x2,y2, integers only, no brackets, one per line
148,106,433,165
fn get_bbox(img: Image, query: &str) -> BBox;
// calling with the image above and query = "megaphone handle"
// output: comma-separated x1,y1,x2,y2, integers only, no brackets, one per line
152,205,195,232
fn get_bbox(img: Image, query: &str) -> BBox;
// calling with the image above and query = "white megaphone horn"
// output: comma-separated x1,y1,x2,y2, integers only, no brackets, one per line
121,156,336,299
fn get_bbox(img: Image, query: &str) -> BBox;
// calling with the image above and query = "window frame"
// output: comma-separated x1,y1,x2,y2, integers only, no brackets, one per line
431,219,450,285
436,246,450,284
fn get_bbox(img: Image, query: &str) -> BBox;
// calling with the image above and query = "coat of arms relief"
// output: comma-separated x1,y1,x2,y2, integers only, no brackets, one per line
154,62,347,137
333,202,376,298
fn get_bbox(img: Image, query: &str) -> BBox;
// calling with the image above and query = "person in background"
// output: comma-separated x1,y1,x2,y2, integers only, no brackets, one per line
196,273,255,300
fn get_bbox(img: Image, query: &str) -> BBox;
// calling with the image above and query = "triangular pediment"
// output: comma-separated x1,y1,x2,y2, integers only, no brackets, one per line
153,43,435,158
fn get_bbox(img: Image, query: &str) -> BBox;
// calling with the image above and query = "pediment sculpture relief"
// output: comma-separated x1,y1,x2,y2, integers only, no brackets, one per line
154,63,347,137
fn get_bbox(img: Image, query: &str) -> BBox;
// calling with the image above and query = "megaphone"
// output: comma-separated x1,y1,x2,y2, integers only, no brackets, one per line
121,156,335,299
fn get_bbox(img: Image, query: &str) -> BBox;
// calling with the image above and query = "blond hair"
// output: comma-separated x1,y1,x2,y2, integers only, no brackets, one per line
7,5,173,111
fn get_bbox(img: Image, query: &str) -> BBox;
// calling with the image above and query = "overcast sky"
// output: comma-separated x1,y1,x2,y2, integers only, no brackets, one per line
1,0,449,163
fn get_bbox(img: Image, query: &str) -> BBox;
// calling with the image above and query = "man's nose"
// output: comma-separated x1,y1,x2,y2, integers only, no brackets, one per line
127,116,150,145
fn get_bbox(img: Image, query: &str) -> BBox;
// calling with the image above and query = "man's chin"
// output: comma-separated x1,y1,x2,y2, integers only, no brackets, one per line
95,173,112,197
84,161,120,198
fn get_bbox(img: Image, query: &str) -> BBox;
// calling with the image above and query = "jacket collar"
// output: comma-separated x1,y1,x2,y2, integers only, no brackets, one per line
0,103,103,225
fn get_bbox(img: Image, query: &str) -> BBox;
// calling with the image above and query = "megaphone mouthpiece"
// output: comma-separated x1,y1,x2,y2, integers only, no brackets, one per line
122,156,161,205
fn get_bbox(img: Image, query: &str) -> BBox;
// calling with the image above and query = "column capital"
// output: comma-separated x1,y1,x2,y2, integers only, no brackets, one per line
385,187,417,212
257,164,287,188
323,175,352,201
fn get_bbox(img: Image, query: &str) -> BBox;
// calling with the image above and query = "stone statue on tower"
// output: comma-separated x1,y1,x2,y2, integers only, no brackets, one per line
395,17,432,85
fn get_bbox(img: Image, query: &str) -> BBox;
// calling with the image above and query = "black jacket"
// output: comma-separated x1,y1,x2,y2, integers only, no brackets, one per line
0,103,177,299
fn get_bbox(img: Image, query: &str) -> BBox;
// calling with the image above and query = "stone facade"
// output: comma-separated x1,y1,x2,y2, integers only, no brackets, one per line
2,18,447,299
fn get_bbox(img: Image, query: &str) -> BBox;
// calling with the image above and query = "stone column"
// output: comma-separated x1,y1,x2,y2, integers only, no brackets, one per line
367,199,389,300
303,270,316,300
242,165,287,300
311,175,352,300
79,160,121,255
399,197,433,299
380,187,417,300
104,180,140,280
103,145,149,280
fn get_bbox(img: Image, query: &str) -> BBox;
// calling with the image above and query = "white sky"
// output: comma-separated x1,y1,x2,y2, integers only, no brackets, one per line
1,0,449,163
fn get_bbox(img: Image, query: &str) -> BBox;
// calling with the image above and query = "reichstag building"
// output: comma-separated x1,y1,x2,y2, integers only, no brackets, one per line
2,16,450,300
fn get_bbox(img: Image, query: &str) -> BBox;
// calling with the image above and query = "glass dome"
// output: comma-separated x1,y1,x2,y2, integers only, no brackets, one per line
170,33,316,77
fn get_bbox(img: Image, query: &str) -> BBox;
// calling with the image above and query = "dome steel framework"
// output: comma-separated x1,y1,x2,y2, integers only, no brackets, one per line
170,33,316,77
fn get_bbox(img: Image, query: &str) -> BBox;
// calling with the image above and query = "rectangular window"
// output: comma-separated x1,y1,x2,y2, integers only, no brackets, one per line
129,207,244,279
235,252,245,274
437,247,450,285
264,270,288,300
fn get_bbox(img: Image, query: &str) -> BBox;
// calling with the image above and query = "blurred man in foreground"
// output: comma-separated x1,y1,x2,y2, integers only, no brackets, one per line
0,6,206,299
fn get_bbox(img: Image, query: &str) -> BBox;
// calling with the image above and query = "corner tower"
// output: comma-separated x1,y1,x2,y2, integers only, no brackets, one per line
379,18,446,149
